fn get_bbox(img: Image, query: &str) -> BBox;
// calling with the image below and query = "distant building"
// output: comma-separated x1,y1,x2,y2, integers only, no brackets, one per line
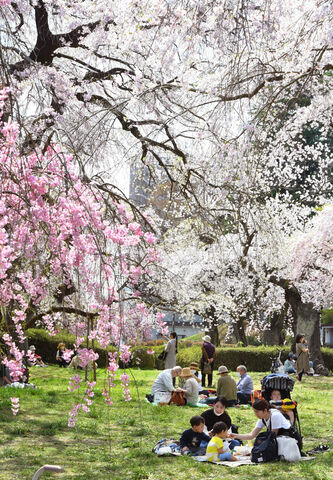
151,311,203,340
321,323,333,347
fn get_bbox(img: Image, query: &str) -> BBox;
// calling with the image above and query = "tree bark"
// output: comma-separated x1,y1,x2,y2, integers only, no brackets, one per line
263,307,286,346
203,306,219,346
270,276,329,375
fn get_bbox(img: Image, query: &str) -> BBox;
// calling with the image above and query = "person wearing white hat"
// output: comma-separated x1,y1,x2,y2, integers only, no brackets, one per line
216,366,237,406
201,335,216,387
29,346,47,367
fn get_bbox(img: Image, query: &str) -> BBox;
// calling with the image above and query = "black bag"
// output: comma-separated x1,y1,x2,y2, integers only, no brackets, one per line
158,350,167,361
251,431,279,463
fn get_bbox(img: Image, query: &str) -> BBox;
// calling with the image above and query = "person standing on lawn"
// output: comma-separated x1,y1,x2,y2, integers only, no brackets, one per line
162,331,178,386
201,335,216,387
295,334,310,382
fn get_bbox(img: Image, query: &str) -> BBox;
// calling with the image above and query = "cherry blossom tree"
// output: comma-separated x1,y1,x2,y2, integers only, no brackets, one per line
0,87,167,411
1,0,332,372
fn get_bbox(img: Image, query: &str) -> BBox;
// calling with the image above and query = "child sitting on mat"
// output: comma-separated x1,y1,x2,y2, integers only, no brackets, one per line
206,421,237,462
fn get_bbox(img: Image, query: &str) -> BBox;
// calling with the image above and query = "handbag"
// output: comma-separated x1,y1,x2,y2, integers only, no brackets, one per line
203,361,212,374
169,391,185,406
251,430,279,463
158,350,167,361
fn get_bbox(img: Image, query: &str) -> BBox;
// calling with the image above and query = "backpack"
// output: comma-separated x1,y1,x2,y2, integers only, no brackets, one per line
251,431,279,463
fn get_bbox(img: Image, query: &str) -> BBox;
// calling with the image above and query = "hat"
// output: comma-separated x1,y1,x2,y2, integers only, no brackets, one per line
202,335,211,342
217,365,229,375
189,362,199,371
180,367,194,377
30,345,36,351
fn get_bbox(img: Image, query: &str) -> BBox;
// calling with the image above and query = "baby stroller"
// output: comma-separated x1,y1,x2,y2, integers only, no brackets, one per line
261,373,303,451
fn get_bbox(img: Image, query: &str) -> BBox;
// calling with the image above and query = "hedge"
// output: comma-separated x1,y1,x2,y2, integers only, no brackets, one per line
24,329,333,372
175,345,333,372
26,329,157,369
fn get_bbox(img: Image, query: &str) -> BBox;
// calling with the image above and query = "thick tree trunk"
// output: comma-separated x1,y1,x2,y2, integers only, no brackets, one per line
263,307,286,346
235,318,248,346
203,306,219,346
269,276,329,375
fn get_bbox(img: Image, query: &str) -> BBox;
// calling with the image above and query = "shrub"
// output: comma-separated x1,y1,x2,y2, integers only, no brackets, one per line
26,328,110,367
176,345,333,372
130,346,156,369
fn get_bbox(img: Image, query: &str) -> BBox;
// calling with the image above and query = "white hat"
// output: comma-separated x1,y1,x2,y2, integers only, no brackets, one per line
202,335,211,342
30,345,36,351
217,365,229,374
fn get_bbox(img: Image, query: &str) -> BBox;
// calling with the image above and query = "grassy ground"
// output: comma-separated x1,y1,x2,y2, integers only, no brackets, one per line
0,366,332,480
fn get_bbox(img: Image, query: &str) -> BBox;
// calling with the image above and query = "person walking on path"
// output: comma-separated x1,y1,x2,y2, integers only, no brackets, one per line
201,335,216,388
295,334,310,382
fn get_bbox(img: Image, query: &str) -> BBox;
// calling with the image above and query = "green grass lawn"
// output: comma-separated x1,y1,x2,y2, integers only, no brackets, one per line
0,366,332,480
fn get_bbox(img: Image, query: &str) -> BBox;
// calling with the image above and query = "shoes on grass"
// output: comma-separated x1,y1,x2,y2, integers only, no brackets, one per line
306,445,330,455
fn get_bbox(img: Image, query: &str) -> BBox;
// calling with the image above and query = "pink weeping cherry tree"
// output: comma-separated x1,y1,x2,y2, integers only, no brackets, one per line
0,88,167,420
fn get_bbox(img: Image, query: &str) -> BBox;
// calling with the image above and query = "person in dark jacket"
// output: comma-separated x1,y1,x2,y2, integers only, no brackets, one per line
179,415,211,455
201,335,216,387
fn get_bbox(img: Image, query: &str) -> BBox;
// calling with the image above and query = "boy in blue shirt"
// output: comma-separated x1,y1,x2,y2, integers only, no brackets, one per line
180,415,211,455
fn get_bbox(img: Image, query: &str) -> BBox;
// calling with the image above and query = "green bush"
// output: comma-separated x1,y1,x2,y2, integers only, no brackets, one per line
322,308,333,326
24,329,333,372
322,347,333,371
130,346,156,369
176,345,333,372
26,328,110,367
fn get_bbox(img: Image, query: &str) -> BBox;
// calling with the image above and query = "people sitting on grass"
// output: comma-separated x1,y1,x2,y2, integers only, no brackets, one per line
56,343,70,368
151,366,182,403
206,422,238,462
29,345,47,367
229,398,291,442
216,366,237,406
284,352,296,374
200,397,232,431
189,362,202,388
178,367,199,406
179,415,211,455
236,365,253,404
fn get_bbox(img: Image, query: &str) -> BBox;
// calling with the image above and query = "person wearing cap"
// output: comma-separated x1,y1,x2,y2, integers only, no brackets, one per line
284,352,296,374
189,362,202,387
216,366,237,407
201,335,216,388
178,367,199,406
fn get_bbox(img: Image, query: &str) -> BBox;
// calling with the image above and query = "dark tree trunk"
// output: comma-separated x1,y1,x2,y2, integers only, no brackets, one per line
203,306,219,346
235,318,248,346
263,307,286,346
270,276,329,375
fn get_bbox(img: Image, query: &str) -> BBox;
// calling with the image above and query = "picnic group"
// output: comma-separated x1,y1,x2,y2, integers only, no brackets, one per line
0,342,94,389
150,333,313,463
